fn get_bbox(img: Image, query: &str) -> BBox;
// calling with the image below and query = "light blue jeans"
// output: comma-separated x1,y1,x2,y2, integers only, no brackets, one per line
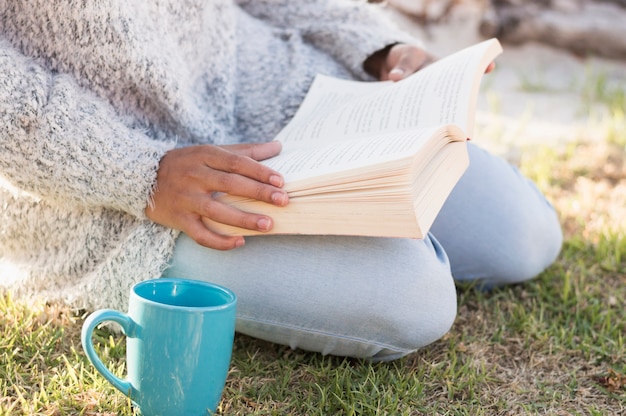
162,144,563,360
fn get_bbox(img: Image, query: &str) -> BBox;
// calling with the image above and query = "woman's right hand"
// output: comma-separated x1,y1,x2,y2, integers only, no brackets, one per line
145,141,289,250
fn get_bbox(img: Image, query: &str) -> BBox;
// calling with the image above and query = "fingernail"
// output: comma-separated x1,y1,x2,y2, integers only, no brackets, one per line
257,217,271,231
269,174,284,187
271,192,288,206
390,68,405,77
234,238,245,248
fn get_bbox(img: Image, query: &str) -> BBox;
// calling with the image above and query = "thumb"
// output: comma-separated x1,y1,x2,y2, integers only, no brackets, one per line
387,50,418,82
388,66,406,81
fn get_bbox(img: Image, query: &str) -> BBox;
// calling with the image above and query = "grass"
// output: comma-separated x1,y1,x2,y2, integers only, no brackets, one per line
2,64,626,416
2,230,625,414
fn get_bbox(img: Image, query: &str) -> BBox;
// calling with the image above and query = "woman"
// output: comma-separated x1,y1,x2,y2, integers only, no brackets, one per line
0,0,562,360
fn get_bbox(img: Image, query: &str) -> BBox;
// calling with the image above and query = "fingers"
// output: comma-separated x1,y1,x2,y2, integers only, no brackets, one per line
225,140,283,162
201,144,286,192
178,191,276,250
183,217,245,251
384,44,435,82
205,167,288,207
198,144,288,206
194,192,273,231
145,143,290,251
172,144,286,205
387,49,418,81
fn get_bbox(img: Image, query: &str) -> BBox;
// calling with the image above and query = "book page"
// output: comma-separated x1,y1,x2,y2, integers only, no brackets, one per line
265,127,448,184
275,39,502,148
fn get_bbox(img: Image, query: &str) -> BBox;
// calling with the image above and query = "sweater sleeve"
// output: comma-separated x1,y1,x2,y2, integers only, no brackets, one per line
0,40,174,219
236,0,424,80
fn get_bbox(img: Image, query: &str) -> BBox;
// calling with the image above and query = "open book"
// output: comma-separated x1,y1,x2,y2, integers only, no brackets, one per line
205,38,503,238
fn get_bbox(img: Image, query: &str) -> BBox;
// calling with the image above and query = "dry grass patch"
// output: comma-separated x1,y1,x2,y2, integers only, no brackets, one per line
523,139,626,240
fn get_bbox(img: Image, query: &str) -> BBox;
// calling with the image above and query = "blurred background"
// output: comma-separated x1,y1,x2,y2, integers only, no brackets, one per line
370,0,626,162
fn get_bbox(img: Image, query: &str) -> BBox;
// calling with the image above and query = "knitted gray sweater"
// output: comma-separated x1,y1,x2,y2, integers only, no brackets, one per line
0,0,419,311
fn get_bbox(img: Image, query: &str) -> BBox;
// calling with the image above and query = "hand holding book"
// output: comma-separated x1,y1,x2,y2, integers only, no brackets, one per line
145,142,289,251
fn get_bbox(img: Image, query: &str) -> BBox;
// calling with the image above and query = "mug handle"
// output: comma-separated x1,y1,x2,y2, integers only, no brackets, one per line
81,309,135,397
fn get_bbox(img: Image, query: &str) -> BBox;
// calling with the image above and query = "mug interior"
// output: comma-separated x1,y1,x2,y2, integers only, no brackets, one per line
134,278,235,308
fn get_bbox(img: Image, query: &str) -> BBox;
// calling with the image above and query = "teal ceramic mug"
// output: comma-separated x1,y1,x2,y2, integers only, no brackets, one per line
81,278,237,416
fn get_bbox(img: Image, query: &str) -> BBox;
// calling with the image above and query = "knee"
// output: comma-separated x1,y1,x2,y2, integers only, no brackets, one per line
365,257,458,359
483,205,563,286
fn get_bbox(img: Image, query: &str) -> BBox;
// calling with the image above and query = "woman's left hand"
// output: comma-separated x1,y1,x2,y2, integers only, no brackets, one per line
366,43,496,82
379,44,435,81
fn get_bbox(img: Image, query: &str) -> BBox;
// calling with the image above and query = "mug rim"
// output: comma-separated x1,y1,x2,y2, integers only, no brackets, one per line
131,277,237,311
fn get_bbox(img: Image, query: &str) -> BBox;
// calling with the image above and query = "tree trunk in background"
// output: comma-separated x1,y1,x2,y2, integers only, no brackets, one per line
375,0,626,60
479,0,626,60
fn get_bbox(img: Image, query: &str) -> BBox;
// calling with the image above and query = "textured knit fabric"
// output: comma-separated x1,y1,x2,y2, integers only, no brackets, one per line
0,0,420,310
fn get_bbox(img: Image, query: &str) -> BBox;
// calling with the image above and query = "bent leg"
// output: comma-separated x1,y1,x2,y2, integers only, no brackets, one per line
163,233,456,361
430,143,563,286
